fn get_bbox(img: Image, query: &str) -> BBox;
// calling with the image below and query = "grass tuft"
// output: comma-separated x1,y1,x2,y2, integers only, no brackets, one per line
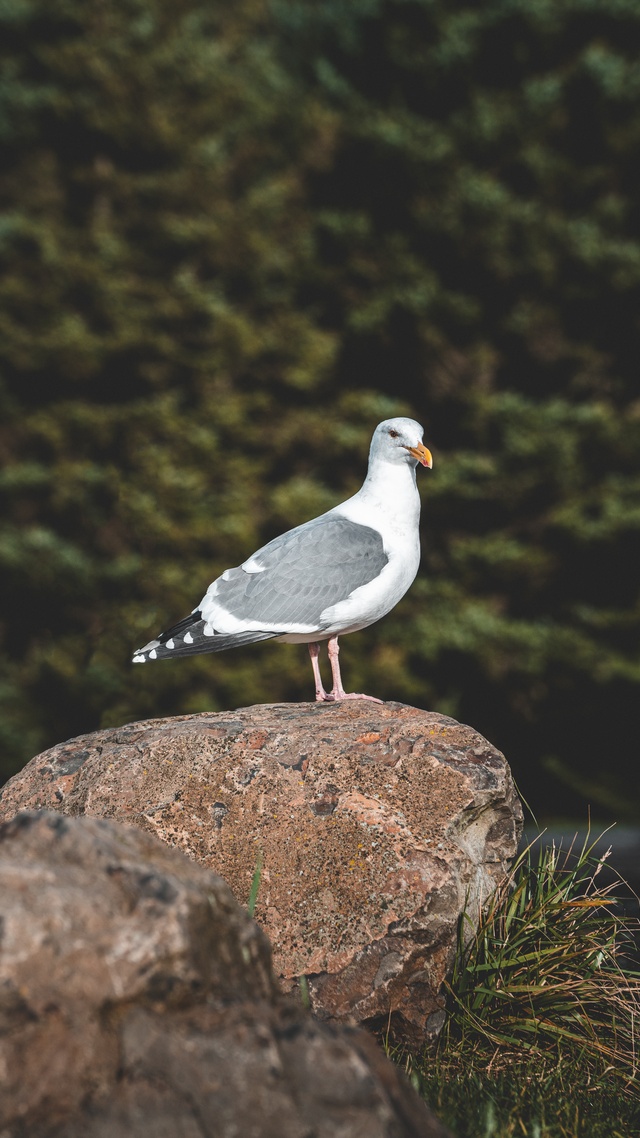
389,833,640,1136
441,833,640,1085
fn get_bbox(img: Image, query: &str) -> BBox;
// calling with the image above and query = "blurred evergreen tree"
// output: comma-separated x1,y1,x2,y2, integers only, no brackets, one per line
0,0,362,765
268,0,640,819
1,0,639,820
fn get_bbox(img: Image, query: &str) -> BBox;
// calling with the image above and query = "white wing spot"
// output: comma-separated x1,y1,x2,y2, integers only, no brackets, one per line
165,639,175,649
184,632,194,644
133,654,146,664
203,623,215,636
149,649,158,660
242,556,266,574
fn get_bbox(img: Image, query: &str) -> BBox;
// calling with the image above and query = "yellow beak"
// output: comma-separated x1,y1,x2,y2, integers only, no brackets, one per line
406,443,433,468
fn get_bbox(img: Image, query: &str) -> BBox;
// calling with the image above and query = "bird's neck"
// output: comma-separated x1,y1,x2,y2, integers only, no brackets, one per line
351,460,421,526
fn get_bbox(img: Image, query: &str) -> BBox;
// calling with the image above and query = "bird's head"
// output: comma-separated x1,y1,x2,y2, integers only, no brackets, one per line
371,417,433,469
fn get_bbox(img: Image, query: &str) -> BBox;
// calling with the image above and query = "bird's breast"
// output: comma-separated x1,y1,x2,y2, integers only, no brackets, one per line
317,537,420,636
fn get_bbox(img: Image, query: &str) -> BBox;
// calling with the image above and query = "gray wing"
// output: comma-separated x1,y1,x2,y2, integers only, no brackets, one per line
204,514,388,630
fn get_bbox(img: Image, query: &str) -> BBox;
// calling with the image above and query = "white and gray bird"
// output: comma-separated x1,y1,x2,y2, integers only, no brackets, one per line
132,417,433,701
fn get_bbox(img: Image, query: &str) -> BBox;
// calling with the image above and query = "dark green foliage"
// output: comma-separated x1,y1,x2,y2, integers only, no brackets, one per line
1,0,639,819
0,0,358,766
271,0,640,816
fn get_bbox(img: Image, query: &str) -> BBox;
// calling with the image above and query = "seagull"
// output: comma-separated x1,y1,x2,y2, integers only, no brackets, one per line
132,417,432,701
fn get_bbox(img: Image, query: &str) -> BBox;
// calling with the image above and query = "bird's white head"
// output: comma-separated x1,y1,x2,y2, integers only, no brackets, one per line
370,417,433,469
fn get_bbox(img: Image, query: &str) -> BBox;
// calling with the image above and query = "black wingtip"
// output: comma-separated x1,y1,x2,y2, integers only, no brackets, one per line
132,620,277,661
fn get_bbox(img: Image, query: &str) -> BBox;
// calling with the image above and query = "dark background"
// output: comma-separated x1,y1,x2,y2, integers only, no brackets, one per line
1,0,640,830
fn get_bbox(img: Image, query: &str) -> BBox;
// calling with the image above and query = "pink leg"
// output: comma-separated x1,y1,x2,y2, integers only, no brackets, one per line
308,642,328,702
326,636,382,703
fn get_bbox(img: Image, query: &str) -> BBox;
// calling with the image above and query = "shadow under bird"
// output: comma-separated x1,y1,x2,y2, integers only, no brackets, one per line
133,417,433,701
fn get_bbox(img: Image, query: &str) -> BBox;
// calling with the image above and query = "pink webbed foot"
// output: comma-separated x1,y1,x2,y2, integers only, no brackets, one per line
323,636,382,703
325,689,383,703
308,637,382,703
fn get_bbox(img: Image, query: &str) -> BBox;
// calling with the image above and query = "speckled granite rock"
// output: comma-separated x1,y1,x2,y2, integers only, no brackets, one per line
0,701,523,1043
0,811,449,1138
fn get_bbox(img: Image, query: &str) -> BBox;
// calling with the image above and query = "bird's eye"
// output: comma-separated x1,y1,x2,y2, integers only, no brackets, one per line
389,429,399,439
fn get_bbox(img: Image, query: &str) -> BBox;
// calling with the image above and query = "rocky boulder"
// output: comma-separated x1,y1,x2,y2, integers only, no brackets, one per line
0,701,523,1044
0,810,449,1138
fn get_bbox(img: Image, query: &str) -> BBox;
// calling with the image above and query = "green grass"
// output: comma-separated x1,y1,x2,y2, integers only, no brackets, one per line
247,849,263,917
391,834,640,1136
415,1062,640,1138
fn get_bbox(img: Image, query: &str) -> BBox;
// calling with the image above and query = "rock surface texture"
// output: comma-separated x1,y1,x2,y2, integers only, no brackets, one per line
0,701,523,1043
0,811,449,1138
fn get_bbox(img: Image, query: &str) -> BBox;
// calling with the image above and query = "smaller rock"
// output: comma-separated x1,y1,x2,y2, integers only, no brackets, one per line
0,811,451,1138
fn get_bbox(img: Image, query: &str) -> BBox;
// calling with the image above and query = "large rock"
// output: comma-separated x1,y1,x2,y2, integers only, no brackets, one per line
0,701,523,1043
0,810,449,1138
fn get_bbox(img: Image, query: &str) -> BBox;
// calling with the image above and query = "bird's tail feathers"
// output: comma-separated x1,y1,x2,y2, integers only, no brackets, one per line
132,611,277,662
